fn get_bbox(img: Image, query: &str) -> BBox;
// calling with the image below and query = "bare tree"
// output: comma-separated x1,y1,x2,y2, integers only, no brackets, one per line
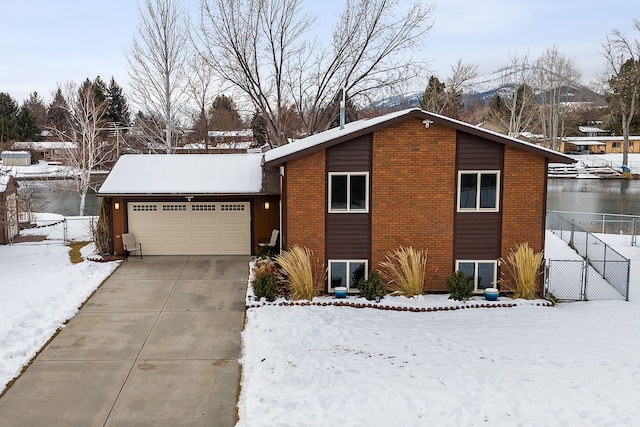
603,18,640,167
419,60,478,119
197,0,434,145
185,54,217,149
127,0,189,153
534,46,581,151
56,82,115,216
488,53,538,136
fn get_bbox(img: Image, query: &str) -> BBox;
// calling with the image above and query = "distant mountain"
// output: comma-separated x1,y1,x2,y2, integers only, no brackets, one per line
371,82,607,111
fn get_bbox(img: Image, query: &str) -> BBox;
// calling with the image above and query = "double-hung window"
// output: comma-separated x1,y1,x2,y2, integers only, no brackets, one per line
328,260,367,292
456,260,497,292
457,171,500,212
329,172,369,213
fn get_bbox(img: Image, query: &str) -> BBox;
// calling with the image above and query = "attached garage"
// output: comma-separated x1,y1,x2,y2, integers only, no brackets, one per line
98,154,280,256
127,201,251,255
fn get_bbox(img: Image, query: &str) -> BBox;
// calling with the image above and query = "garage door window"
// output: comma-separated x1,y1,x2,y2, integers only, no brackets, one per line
192,204,216,211
163,204,186,211
221,204,245,211
132,204,157,211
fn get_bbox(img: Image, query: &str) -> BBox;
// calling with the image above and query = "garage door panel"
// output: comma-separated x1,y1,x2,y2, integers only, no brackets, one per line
127,201,250,255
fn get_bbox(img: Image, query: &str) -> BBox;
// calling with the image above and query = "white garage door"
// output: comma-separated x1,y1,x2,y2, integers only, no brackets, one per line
127,202,250,255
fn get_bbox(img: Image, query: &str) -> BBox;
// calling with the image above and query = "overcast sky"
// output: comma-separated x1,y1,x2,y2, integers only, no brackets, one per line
1,0,637,106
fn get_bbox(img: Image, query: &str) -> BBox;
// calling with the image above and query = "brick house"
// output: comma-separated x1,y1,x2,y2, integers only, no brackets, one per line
263,108,573,294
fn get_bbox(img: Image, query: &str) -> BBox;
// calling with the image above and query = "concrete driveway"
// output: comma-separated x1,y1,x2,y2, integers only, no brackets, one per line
0,255,250,427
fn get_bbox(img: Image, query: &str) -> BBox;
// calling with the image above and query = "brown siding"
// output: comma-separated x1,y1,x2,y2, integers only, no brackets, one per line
284,150,326,263
501,147,547,293
371,118,457,292
454,132,505,263
326,135,371,264
453,213,501,260
326,135,372,171
457,131,504,170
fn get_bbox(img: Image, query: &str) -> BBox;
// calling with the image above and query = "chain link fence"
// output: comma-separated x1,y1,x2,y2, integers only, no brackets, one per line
546,211,630,301
548,210,640,245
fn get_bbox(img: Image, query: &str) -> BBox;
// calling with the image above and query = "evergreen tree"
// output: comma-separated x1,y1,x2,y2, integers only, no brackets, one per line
209,94,243,130
106,77,131,127
251,110,269,147
16,104,40,141
0,92,19,143
92,76,108,104
25,92,48,129
47,88,71,137
419,75,464,118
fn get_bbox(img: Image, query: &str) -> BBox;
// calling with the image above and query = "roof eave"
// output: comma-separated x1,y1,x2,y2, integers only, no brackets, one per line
264,109,574,166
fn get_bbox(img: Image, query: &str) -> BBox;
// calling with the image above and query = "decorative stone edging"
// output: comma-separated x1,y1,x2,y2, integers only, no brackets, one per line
246,299,554,311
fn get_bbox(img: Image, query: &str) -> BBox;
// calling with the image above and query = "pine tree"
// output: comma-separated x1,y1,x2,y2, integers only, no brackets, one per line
47,88,71,137
251,110,269,147
25,92,47,129
106,77,131,127
0,92,19,143
16,104,40,141
209,94,243,130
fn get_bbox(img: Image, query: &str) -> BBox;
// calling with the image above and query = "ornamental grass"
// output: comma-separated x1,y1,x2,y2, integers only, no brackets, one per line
502,243,544,300
379,246,428,297
275,245,324,301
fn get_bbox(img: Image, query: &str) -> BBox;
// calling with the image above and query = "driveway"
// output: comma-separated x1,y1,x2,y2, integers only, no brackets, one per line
0,255,249,427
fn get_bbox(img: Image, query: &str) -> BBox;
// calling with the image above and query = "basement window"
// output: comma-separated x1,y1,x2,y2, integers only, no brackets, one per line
328,260,367,292
456,260,497,292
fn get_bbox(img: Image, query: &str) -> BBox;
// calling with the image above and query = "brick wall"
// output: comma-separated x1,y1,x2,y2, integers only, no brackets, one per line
371,118,457,291
501,147,547,292
284,150,326,264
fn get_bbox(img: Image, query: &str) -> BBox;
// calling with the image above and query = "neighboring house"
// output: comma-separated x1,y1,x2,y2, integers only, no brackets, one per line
263,108,573,294
12,141,77,164
0,175,19,245
97,154,279,256
561,136,640,155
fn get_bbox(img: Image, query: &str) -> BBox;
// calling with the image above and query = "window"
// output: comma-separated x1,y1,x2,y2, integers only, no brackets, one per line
456,260,497,292
328,260,367,292
457,171,500,211
329,172,369,212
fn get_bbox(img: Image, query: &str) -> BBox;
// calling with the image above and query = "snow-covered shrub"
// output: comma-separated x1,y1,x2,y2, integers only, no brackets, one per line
358,271,386,301
446,271,474,301
501,242,544,299
379,246,428,297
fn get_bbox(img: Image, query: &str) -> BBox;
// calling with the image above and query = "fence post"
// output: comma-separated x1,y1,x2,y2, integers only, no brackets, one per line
633,219,637,247
602,213,605,234
63,218,68,243
581,260,588,301
625,260,631,302
570,218,575,248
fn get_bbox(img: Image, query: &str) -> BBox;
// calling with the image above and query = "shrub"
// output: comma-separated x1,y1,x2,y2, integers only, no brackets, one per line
92,199,111,256
379,246,428,297
501,242,544,300
275,245,324,300
446,271,474,301
252,271,277,302
358,271,386,301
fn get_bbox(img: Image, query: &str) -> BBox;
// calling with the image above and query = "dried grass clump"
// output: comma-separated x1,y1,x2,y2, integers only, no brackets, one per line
502,243,544,300
275,245,324,300
379,246,428,297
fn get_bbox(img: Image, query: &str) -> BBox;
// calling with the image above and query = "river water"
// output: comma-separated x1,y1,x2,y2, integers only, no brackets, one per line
20,180,100,217
21,178,640,217
547,178,640,216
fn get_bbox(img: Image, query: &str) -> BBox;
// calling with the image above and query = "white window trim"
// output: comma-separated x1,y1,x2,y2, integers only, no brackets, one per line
328,259,369,292
457,170,501,212
455,260,498,293
328,172,370,213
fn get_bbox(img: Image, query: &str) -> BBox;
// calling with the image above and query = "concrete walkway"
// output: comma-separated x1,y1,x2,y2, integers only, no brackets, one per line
0,255,250,427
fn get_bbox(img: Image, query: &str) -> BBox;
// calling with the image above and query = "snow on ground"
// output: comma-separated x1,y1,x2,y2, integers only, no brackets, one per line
237,234,640,427
572,153,640,174
0,217,119,394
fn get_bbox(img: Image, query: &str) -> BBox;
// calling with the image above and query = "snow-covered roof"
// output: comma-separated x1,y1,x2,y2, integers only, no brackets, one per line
565,140,605,146
0,175,13,192
579,126,608,134
264,108,573,165
12,141,76,150
98,154,265,195
208,130,253,138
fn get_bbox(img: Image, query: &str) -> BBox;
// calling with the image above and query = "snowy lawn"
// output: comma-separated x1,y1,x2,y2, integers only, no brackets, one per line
0,215,119,394
237,233,640,426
